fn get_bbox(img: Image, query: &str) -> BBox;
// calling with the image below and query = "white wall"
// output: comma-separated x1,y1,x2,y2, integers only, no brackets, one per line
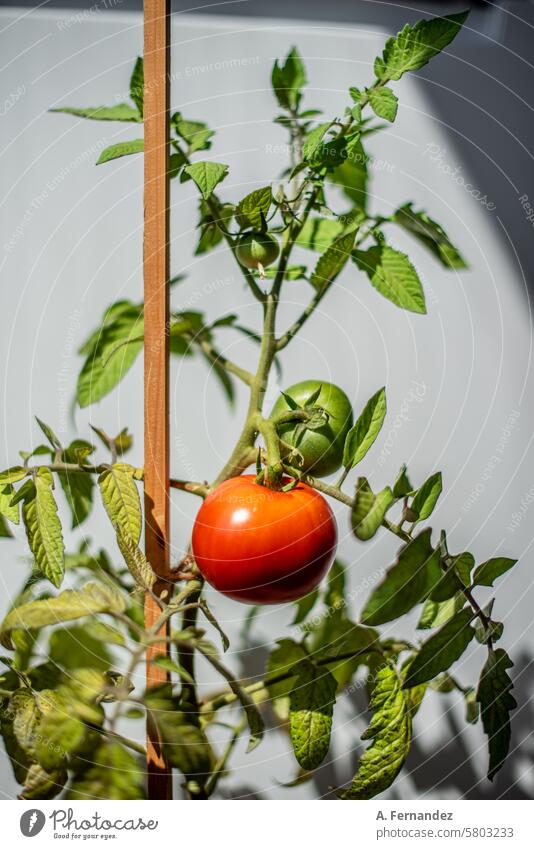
1,7,533,800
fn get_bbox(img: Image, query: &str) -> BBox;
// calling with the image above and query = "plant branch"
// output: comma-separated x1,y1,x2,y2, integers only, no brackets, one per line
196,337,255,387
281,463,354,507
382,519,494,647
169,478,210,498
276,283,332,351
200,647,381,716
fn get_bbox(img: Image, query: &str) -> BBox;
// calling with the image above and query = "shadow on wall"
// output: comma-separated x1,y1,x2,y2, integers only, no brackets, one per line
221,643,533,800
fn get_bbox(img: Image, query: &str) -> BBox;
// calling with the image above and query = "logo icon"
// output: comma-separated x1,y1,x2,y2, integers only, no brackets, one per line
20,809,46,837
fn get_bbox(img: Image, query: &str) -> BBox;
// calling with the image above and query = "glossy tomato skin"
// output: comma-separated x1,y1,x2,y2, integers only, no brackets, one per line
271,380,353,478
191,475,337,604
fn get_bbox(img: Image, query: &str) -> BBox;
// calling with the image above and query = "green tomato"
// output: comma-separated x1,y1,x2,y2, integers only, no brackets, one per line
270,380,353,478
236,232,279,270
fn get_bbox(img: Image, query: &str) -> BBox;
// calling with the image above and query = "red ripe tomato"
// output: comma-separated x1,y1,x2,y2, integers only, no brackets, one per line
191,475,337,604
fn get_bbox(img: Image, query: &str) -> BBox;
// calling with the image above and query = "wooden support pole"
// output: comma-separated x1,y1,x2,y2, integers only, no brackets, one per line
143,0,173,800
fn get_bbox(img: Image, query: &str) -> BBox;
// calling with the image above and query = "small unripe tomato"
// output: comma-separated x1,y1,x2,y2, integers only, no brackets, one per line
271,380,353,478
191,475,337,604
236,232,279,271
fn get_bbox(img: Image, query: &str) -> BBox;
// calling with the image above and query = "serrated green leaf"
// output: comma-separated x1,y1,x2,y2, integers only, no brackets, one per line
324,559,346,610
0,513,12,537
173,113,214,153
296,216,345,251
374,11,469,82
393,203,467,269
473,557,517,587
403,609,475,688
340,662,411,799
354,245,426,313
302,122,333,160
368,86,398,122
35,417,62,450
0,582,125,649
477,648,516,780
362,529,441,626
183,161,229,200
116,532,155,591
36,715,86,772
417,593,464,630
48,625,113,671
21,763,67,800
22,469,64,588
77,302,144,407
129,57,144,117
291,588,320,625
329,138,368,209
452,552,474,586
145,685,213,779
96,139,144,165
68,742,144,800
57,464,94,530
393,464,414,498
271,46,307,111
410,472,442,522
343,386,386,469
98,463,142,545
50,104,141,122
310,230,356,291
0,466,27,486
0,484,19,525
235,186,272,229
289,659,337,771
266,639,308,720
352,478,393,540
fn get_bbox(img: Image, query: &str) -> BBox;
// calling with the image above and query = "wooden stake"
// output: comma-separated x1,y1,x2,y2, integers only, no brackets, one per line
143,0,173,800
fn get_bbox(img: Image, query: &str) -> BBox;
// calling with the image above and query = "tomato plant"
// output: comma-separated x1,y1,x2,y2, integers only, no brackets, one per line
192,475,337,603
0,10,518,803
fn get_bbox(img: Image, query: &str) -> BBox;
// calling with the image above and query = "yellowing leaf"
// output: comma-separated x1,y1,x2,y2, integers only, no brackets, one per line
22,469,64,588
0,582,126,649
98,463,142,545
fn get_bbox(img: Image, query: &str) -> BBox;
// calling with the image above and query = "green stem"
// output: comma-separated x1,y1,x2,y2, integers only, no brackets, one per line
169,479,210,498
196,337,254,386
276,283,332,351
281,463,354,507
200,647,382,716
258,418,283,486
381,518,494,647
205,716,247,797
